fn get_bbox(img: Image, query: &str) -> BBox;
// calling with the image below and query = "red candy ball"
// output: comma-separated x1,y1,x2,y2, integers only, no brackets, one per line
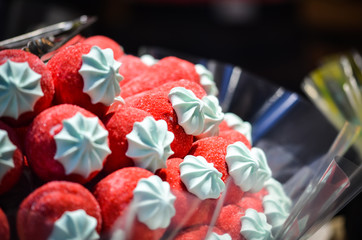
103,106,151,173
17,181,102,240
47,43,111,117
174,225,226,240
93,167,164,239
215,204,246,240
25,104,109,183
118,55,149,87
188,136,229,182
83,35,124,60
157,158,215,228
219,129,251,149
121,56,200,98
0,49,54,126
126,92,193,159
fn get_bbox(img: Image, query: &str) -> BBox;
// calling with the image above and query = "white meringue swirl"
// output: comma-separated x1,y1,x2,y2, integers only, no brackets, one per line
0,60,43,119
168,87,223,137
49,209,99,240
224,112,252,144
79,46,123,106
199,95,224,138
140,54,159,66
225,142,271,192
195,64,218,96
126,116,174,172
240,208,273,240
54,112,111,178
179,155,225,200
132,175,176,230
263,178,292,236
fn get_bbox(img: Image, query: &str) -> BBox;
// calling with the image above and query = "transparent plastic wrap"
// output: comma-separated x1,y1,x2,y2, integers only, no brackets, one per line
299,51,362,239
279,122,362,239
302,51,362,158
128,46,362,239
105,121,361,239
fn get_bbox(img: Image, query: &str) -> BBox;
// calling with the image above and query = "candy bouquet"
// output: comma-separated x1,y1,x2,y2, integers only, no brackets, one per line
0,16,361,240
139,46,362,239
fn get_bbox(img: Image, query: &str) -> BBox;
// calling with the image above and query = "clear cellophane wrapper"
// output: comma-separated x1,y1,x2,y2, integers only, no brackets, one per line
107,47,362,239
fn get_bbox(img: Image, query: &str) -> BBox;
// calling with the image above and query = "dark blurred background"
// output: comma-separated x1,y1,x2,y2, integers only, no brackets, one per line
1,0,362,95
1,0,362,239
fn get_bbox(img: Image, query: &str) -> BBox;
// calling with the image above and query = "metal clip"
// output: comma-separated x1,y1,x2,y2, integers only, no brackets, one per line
0,15,97,61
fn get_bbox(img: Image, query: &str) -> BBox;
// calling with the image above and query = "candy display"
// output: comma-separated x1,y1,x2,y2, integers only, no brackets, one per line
3,25,355,240
0,32,293,240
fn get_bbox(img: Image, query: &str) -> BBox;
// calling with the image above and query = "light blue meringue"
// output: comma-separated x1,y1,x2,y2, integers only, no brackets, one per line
224,112,253,144
132,175,176,230
79,46,123,106
48,209,99,240
226,141,271,193
195,64,218,97
0,129,16,181
126,116,174,173
168,87,223,137
240,208,273,240
179,155,225,200
54,112,111,178
0,60,43,119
